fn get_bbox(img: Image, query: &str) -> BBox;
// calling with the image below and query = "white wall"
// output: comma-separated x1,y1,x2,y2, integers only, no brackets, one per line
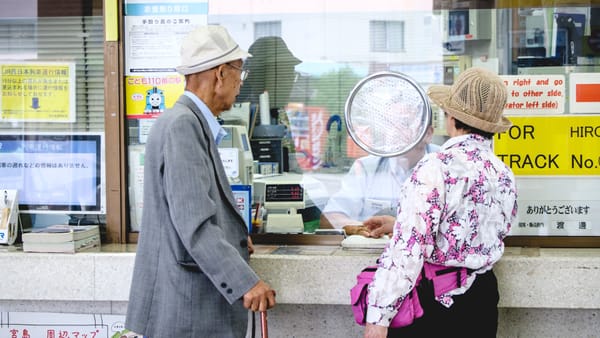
0,0,37,17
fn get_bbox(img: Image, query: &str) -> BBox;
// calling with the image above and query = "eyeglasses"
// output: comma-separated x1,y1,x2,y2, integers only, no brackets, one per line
225,63,249,81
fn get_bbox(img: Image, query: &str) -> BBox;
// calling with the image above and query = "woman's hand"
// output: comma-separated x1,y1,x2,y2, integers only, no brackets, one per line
362,215,395,238
364,323,387,338
343,224,371,237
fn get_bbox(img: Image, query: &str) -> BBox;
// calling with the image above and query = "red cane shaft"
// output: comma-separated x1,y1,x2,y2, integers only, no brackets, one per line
260,311,268,338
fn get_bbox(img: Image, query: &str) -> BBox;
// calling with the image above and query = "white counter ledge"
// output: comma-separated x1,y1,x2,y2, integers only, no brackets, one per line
0,245,599,310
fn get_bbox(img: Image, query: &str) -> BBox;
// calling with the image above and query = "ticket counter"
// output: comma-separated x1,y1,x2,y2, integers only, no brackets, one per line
0,245,599,337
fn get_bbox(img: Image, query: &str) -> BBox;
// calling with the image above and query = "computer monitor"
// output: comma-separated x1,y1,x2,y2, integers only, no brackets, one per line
0,132,105,214
449,9,469,37
443,9,491,42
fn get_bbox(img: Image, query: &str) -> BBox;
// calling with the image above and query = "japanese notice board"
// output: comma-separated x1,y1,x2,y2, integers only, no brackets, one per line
125,74,185,119
0,62,76,122
494,115,600,236
123,0,207,133
123,0,208,75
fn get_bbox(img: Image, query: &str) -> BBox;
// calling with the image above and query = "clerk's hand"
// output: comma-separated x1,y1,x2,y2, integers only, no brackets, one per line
343,224,370,237
363,215,395,238
243,280,276,312
364,323,388,338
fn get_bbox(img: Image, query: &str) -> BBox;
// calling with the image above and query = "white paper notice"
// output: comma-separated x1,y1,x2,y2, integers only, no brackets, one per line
128,144,145,232
218,147,239,180
500,75,566,115
124,0,208,75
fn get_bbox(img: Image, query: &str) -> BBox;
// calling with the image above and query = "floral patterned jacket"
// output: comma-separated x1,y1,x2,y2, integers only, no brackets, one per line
366,134,518,326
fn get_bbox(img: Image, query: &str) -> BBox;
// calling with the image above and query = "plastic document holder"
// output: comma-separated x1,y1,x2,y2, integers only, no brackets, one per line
0,190,19,245
341,235,390,250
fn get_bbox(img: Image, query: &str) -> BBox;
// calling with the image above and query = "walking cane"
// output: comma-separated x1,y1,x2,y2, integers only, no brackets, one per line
260,311,268,338
251,310,269,338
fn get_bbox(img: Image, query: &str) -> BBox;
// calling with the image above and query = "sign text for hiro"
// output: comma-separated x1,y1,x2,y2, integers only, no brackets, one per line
494,116,600,175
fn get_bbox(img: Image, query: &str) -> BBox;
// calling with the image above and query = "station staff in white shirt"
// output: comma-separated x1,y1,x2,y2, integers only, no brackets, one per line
319,126,439,230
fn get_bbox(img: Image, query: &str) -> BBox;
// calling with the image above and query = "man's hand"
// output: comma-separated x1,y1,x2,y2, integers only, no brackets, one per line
248,235,254,255
362,215,395,238
242,280,276,312
364,323,388,338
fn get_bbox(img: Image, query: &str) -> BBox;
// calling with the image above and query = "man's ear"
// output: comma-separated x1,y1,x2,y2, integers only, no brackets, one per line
215,64,225,81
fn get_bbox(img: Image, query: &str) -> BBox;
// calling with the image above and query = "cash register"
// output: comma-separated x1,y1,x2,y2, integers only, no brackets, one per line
252,172,330,234
253,175,305,233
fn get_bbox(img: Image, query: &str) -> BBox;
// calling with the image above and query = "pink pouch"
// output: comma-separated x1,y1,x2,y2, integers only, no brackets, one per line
350,266,423,328
423,263,470,298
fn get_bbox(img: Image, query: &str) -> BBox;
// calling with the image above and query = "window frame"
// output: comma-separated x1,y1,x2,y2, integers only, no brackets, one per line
116,1,600,248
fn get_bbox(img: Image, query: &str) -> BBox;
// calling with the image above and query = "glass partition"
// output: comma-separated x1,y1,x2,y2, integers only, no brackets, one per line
124,0,600,247
0,0,106,233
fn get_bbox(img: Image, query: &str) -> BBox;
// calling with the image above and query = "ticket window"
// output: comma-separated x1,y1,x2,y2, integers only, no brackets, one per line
503,5,600,248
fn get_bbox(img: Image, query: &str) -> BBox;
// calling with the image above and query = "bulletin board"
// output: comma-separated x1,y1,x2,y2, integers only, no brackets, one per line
494,115,600,247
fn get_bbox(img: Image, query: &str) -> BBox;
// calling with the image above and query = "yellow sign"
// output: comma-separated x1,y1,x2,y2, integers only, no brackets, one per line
105,0,118,41
494,115,600,175
1,62,76,122
125,75,185,119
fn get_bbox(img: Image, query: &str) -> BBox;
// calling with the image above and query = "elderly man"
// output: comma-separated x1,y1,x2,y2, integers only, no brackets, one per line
125,25,276,338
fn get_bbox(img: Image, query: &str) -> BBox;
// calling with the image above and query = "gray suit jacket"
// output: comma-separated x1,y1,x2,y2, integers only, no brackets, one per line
126,95,259,338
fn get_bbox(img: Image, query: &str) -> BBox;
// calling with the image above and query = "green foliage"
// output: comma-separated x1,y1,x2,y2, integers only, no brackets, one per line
307,66,362,117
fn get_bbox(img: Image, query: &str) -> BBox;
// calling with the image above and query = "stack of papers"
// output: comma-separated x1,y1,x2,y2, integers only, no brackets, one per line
341,235,390,250
22,225,100,253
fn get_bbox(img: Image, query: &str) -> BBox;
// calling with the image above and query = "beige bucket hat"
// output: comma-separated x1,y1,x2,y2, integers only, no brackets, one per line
176,25,251,75
427,67,511,133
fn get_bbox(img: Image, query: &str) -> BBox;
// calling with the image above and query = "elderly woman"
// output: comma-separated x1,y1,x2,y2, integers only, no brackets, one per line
363,67,518,338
